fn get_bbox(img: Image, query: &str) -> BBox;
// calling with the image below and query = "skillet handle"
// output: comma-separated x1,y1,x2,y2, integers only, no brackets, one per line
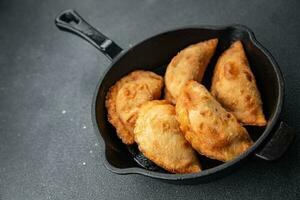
55,9,123,61
254,121,295,161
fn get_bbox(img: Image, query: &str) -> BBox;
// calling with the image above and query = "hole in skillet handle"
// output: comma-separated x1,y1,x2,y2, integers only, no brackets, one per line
55,9,81,26
59,11,80,25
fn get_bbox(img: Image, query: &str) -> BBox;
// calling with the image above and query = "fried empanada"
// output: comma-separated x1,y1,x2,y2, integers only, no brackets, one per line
211,41,266,126
165,38,218,104
176,81,253,162
134,100,201,173
106,70,163,145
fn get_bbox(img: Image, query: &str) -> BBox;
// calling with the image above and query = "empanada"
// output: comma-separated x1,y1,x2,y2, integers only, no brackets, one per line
106,70,163,145
176,81,253,162
165,38,218,104
134,100,201,173
211,41,266,126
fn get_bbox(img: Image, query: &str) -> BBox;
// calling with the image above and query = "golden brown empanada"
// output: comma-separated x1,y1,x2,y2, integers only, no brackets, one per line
106,70,163,145
134,100,201,173
211,41,266,126
176,81,253,162
165,38,218,104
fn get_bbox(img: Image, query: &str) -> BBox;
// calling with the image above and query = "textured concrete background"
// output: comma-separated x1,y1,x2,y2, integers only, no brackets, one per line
0,0,299,199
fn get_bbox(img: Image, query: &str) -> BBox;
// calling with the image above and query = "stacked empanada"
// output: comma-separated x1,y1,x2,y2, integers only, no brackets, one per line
106,70,164,145
176,81,253,161
134,100,201,173
105,39,266,174
165,39,218,104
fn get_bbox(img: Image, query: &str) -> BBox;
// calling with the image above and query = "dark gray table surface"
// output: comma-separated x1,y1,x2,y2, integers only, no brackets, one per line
1,0,299,199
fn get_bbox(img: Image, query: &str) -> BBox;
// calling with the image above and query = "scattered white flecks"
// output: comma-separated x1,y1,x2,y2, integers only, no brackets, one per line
128,43,133,47
95,143,98,146
70,118,74,122
82,125,87,129
82,162,86,166
89,150,93,154
61,110,66,114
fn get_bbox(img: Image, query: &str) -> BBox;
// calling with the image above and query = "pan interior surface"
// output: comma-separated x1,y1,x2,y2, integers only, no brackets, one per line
94,26,282,179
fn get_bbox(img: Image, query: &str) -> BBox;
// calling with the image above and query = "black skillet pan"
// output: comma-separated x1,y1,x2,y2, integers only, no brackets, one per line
55,9,295,184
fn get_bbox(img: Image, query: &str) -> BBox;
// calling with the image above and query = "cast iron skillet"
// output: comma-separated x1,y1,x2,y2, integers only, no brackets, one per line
55,9,295,184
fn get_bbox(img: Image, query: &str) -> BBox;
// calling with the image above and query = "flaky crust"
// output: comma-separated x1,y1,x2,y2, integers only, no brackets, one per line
165,38,218,104
211,41,266,126
134,100,201,173
105,70,163,145
176,81,253,162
